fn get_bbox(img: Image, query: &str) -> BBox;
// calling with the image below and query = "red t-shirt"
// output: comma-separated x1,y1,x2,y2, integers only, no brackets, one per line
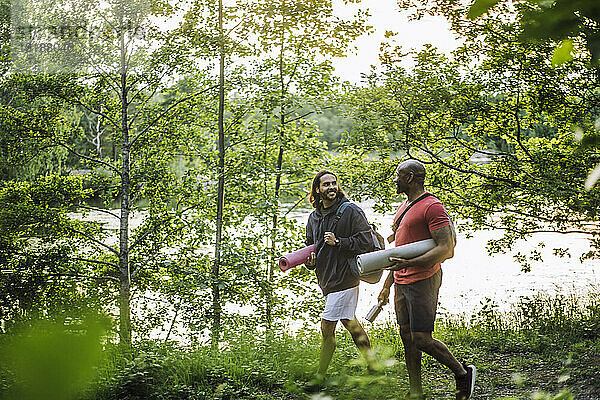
393,194,450,284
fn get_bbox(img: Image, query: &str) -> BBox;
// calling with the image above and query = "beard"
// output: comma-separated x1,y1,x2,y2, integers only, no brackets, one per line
323,188,338,199
396,182,405,194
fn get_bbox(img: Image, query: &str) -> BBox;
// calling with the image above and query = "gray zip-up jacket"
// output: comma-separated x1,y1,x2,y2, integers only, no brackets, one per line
305,197,374,296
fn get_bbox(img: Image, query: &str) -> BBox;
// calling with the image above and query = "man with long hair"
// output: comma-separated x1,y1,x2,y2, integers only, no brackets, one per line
304,170,379,387
378,160,476,400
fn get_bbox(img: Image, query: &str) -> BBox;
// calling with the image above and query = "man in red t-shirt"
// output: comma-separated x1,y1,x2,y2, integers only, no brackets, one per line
378,160,476,400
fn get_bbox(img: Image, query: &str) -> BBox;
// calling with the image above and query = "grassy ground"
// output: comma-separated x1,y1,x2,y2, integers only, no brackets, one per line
76,292,600,400
2,291,599,400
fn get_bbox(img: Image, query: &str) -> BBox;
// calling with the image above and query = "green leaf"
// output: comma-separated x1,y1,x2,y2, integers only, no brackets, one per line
552,39,574,66
551,389,574,400
467,0,502,20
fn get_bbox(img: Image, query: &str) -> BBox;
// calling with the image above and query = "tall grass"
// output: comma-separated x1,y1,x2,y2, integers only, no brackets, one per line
3,290,598,399
82,333,320,400
439,288,600,347
82,326,411,400
82,290,600,399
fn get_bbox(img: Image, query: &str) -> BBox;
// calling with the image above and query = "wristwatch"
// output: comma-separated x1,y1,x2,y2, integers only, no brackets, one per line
334,238,340,246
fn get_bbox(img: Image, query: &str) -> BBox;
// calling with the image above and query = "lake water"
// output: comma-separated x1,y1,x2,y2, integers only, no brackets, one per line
74,201,599,331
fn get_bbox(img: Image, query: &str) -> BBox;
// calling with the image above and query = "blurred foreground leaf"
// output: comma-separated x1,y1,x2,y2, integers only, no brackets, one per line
1,320,104,400
585,164,600,191
467,0,502,19
552,39,574,65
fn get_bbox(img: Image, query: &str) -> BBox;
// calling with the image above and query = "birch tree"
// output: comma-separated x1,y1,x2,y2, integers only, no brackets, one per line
8,0,217,347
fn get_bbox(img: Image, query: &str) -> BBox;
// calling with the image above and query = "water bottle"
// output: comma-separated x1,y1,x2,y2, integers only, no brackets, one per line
365,300,385,322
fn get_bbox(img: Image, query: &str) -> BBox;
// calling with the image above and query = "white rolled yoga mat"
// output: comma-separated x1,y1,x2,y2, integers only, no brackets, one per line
355,239,436,275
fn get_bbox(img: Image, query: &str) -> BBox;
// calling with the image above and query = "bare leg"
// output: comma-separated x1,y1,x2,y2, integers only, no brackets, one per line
319,319,337,375
399,324,423,397
341,317,379,369
411,331,467,377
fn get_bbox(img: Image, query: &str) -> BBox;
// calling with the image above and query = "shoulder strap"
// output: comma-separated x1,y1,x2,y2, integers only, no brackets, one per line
390,193,434,237
393,193,434,226
389,192,458,245
332,201,352,230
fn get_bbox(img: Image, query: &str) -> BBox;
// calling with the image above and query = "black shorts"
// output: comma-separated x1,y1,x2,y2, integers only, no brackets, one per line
394,268,442,332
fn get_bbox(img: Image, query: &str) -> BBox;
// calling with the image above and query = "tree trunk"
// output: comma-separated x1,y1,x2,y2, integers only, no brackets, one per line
212,0,225,349
118,24,132,348
265,33,286,327
266,143,284,327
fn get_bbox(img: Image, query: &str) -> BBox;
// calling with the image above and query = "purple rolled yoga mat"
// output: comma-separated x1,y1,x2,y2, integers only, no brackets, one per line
278,244,315,272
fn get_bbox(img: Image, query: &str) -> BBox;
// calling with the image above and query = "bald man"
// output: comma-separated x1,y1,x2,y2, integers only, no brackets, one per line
378,160,476,400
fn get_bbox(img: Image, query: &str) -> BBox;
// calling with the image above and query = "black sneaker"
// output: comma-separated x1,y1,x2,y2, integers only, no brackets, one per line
455,363,476,400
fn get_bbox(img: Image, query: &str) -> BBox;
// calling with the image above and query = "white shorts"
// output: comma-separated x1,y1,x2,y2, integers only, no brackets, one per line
321,286,359,321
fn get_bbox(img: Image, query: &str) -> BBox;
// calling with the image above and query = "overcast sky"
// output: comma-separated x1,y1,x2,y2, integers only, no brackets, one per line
332,0,459,84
